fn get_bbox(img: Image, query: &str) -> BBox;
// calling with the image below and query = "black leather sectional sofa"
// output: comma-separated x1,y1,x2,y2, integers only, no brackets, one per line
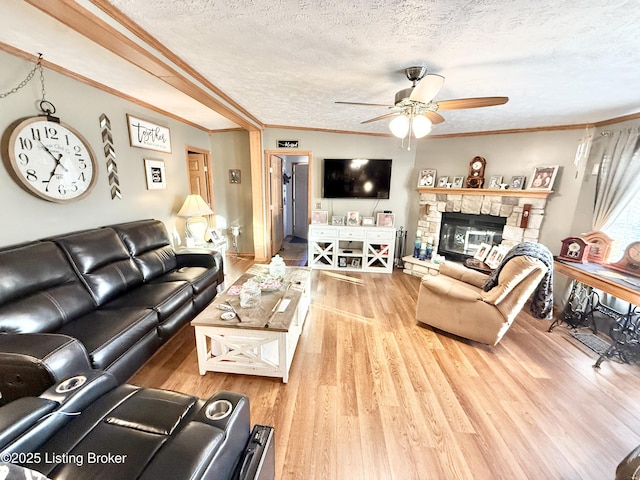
0,219,224,400
0,219,275,479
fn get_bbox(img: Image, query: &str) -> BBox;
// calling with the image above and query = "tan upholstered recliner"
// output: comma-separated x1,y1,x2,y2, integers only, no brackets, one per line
416,256,548,345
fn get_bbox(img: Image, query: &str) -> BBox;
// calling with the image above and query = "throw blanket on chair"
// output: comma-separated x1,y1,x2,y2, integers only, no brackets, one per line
483,242,554,319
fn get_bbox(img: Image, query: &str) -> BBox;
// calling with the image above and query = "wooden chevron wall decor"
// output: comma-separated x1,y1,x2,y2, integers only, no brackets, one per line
99,114,121,199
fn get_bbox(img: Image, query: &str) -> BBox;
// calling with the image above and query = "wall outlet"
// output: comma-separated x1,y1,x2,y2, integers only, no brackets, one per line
316,202,322,209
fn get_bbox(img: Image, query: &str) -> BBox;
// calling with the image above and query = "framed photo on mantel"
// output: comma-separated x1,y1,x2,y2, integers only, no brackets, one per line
528,166,559,190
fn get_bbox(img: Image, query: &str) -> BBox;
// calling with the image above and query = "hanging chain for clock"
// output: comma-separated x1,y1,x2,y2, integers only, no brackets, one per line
0,53,56,115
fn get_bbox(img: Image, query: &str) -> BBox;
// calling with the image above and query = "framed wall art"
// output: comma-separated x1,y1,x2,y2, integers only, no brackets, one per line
144,159,166,190
229,169,241,184
127,114,171,153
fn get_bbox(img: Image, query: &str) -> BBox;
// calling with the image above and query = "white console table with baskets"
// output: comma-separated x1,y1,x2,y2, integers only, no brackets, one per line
308,225,396,273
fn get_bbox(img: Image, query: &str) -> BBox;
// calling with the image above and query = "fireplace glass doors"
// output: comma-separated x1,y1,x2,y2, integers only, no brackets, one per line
438,212,506,261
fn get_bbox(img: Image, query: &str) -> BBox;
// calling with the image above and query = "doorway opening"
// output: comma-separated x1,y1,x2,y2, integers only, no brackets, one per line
264,151,311,264
183,147,215,246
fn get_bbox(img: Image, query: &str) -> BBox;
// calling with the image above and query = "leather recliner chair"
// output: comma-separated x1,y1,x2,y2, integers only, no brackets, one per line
416,256,548,345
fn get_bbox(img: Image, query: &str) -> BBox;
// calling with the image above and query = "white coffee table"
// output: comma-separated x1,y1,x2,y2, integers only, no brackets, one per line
191,265,310,383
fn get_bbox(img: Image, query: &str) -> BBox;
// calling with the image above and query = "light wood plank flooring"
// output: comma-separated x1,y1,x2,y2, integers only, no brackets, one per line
130,257,640,479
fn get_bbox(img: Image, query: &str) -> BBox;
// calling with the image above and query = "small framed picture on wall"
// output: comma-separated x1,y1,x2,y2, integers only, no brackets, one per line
229,169,241,184
144,159,166,190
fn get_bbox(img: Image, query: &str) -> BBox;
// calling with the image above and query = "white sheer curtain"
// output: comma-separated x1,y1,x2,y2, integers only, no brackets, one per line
593,125,640,231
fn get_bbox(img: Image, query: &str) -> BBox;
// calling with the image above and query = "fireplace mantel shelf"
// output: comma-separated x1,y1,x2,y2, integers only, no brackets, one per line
416,187,553,199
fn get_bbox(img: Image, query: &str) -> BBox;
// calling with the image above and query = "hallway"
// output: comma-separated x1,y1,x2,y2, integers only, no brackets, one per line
278,235,307,266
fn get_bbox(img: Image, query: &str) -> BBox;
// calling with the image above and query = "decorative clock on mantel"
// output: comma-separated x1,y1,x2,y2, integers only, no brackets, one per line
3,114,98,203
606,241,640,278
465,156,486,188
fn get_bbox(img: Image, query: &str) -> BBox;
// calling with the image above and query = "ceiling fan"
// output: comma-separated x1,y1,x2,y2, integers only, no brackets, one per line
336,66,508,139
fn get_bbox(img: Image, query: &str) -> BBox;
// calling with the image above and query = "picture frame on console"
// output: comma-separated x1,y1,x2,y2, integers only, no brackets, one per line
362,217,375,226
527,166,558,190
331,215,344,225
346,211,360,226
418,169,436,187
452,176,464,188
312,210,329,225
438,176,449,187
376,213,395,227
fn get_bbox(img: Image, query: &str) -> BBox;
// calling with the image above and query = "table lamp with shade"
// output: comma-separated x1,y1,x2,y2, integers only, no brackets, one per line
177,194,214,246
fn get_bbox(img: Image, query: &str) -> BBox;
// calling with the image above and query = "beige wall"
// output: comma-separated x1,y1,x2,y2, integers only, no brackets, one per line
209,130,254,254
0,51,211,247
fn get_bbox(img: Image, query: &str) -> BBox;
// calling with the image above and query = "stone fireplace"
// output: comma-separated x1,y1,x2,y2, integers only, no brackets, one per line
403,187,550,276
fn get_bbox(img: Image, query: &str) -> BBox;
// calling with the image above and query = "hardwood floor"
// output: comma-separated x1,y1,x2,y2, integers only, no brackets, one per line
130,257,640,479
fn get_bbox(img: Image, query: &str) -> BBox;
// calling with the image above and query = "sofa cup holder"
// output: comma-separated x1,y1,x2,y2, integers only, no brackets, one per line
205,399,233,421
55,375,87,394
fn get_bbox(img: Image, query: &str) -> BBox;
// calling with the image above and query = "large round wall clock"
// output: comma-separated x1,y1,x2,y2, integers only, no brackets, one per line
3,116,97,203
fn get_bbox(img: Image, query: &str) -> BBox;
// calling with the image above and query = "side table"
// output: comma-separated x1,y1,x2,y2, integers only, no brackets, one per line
179,239,228,273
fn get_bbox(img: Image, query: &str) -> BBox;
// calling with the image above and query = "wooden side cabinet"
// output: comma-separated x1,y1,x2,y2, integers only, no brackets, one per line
308,225,395,273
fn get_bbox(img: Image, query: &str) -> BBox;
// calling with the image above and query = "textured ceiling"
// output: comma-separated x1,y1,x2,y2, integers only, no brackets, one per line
2,1,640,135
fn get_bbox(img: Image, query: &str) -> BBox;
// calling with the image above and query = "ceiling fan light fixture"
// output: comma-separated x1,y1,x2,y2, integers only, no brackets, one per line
389,115,410,138
412,114,432,138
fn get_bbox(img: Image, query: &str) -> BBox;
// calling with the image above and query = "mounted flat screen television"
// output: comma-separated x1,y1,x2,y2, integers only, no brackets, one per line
323,158,392,199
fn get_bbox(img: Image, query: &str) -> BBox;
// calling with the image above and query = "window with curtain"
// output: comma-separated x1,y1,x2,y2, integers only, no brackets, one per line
604,187,640,261
592,124,640,260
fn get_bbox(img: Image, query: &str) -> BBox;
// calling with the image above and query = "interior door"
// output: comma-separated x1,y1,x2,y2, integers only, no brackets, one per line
269,155,284,255
293,163,309,239
186,151,213,206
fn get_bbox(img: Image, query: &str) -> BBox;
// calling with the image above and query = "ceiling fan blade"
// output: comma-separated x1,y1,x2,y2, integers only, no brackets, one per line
361,112,400,124
424,111,445,124
409,74,445,104
436,96,509,110
335,101,394,107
